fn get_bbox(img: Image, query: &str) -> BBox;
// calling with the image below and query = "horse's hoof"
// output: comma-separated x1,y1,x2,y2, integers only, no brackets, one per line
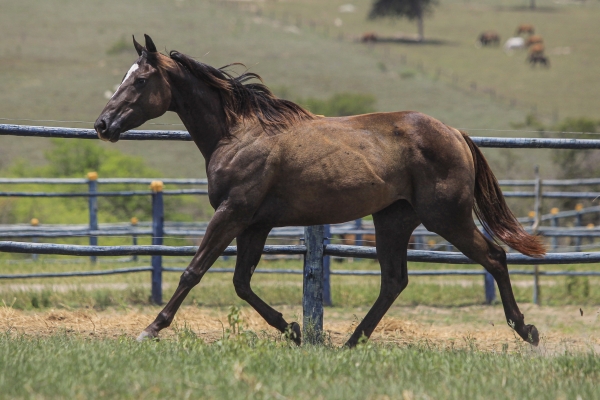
286,322,302,346
137,330,158,342
525,324,540,346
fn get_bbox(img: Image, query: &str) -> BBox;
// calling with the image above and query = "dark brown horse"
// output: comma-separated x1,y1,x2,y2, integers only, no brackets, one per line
95,35,545,347
478,31,500,46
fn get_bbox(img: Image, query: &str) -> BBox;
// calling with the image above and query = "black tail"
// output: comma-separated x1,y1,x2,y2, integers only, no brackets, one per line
461,132,545,257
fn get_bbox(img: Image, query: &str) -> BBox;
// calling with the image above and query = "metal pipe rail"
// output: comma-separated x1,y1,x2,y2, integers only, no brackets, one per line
0,189,208,197
499,178,600,186
4,123,600,148
503,191,600,199
4,265,600,280
0,178,207,185
3,241,600,265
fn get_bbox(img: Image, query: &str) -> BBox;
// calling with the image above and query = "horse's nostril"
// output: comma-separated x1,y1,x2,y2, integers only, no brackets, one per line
95,119,107,134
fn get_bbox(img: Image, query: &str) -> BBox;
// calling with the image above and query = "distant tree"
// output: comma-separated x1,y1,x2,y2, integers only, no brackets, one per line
368,0,439,42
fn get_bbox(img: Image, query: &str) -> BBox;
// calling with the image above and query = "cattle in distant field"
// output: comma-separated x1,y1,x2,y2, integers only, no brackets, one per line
516,24,535,35
338,233,417,250
478,31,500,46
528,53,550,67
361,32,378,43
529,43,545,55
504,37,525,51
526,35,544,47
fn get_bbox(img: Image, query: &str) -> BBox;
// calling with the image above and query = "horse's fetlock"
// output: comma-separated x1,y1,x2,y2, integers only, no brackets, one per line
154,311,172,329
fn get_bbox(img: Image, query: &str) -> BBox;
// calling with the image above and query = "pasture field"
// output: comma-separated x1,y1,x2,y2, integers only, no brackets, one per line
1,300,600,399
0,332,598,399
1,259,599,398
2,0,599,179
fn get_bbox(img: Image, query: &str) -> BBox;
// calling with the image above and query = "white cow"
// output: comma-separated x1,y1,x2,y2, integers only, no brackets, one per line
504,37,525,52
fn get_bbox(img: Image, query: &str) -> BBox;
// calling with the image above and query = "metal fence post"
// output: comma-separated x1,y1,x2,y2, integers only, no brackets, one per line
87,172,98,264
151,181,164,305
575,204,583,252
303,225,324,344
31,218,39,261
484,272,495,304
481,229,496,304
533,265,540,306
551,207,559,251
323,224,332,306
354,218,363,246
131,217,138,262
532,166,542,305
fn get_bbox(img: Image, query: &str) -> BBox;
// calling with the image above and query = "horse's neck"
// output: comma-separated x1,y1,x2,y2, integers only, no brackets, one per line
170,73,230,161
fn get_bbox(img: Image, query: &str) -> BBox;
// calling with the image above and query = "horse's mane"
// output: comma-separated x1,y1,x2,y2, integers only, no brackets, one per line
166,51,315,134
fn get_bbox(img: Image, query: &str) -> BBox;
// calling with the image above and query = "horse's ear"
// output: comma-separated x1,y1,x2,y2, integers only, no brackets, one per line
132,35,144,56
144,34,157,53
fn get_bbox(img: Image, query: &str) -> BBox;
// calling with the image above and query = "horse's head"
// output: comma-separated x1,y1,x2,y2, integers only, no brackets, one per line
95,35,173,142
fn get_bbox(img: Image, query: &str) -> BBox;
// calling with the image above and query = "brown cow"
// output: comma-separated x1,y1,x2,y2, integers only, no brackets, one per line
526,35,544,47
516,24,535,35
361,32,378,43
478,31,500,46
528,53,550,67
528,43,545,55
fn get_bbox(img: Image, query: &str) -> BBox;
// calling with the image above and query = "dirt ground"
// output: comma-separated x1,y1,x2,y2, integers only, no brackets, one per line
2,304,599,354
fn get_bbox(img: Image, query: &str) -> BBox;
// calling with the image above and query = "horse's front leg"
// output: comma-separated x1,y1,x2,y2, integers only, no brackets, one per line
137,203,250,341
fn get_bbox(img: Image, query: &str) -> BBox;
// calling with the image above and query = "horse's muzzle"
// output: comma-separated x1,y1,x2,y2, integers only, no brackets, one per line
94,117,120,142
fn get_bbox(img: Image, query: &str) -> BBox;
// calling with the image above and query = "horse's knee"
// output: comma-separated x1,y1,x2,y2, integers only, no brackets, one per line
179,269,201,287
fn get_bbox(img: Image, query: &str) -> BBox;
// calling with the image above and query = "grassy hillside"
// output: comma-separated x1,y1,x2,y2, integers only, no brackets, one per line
0,0,577,180
260,0,600,120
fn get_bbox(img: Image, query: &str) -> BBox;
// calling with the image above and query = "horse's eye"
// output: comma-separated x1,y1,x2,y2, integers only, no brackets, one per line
135,78,147,87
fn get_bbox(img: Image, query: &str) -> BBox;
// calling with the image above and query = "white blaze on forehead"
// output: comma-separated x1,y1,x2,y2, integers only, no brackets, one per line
110,62,139,99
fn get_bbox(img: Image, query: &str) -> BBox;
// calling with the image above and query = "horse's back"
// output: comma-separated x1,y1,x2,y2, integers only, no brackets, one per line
245,111,475,225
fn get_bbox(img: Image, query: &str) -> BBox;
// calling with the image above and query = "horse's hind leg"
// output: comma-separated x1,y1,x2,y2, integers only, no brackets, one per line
419,210,539,346
345,200,420,348
233,225,302,344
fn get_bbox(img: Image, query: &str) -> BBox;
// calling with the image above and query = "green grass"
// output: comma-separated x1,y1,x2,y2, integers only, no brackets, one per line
0,332,598,399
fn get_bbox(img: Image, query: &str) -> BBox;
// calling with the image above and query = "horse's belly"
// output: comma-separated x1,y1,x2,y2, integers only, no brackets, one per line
252,180,407,226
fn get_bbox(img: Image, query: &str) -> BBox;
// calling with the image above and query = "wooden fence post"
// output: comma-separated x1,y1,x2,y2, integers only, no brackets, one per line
303,225,324,344
323,224,332,306
87,172,98,264
151,181,164,305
